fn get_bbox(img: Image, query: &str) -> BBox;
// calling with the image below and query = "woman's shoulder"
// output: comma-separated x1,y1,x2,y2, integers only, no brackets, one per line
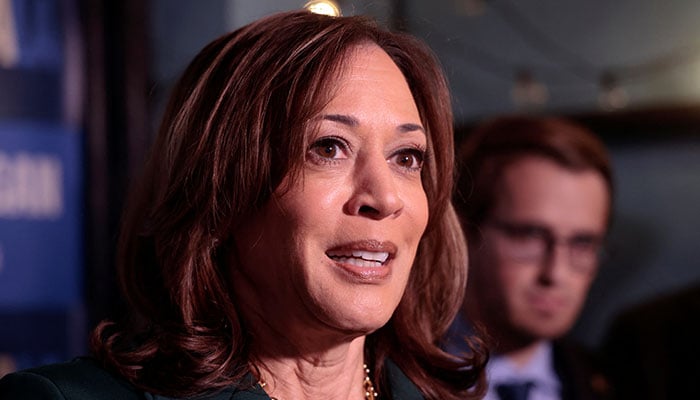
0,357,140,400
0,356,425,400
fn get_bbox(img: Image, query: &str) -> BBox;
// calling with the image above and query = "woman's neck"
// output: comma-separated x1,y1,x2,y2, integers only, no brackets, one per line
254,336,368,400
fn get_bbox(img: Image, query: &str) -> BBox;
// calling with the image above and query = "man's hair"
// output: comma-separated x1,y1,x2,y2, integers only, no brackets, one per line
91,10,485,400
455,115,613,233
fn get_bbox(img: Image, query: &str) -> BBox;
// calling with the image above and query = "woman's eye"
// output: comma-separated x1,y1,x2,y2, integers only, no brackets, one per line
309,138,346,159
392,149,424,170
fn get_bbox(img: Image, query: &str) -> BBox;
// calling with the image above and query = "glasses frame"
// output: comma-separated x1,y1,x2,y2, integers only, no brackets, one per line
484,218,605,274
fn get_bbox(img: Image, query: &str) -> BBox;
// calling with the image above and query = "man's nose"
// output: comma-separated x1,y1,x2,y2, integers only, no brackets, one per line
537,242,569,286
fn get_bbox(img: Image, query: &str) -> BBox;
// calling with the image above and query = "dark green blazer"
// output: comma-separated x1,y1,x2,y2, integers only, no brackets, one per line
0,357,425,399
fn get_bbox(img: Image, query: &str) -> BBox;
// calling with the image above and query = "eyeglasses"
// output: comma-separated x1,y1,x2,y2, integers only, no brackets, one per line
485,219,604,274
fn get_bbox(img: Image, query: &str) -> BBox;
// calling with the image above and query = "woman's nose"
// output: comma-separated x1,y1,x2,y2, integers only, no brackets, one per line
344,156,404,220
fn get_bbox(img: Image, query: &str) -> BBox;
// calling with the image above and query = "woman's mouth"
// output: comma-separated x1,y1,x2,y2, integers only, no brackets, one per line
326,249,390,267
325,240,397,279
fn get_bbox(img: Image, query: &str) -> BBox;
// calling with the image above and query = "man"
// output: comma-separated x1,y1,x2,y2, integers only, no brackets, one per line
602,283,700,399
448,116,612,400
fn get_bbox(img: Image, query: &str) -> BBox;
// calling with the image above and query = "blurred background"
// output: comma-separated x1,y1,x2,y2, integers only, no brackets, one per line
1,0,699,374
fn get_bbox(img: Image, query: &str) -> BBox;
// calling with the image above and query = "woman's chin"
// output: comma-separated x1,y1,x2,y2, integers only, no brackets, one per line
321,308,394,337
302,286,404,338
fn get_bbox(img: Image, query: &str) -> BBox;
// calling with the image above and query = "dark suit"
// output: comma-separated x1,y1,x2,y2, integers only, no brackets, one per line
444,313,611,400
601,284,700,400
0,357,425,399
552,340,611,400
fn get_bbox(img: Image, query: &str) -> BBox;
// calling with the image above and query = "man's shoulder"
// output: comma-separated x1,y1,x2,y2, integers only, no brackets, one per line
552,340,597,364
610,284,700,331
551,340,612,400
0,357,141,400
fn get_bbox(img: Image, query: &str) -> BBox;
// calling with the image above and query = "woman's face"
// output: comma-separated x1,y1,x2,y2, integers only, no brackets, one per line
232,44,429,338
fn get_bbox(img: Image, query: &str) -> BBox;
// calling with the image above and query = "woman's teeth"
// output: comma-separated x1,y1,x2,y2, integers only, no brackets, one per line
327,250,390,266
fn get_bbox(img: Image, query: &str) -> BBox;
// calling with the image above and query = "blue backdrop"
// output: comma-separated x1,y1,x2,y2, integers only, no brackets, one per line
0,122,83,368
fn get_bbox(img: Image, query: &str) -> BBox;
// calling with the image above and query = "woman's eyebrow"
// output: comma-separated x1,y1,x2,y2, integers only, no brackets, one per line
398,123,425,135
321,113,358,127
322,114,425,135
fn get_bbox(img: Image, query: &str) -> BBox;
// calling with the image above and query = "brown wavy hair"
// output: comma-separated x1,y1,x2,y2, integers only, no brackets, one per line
91,10,486,399
455,115,614,235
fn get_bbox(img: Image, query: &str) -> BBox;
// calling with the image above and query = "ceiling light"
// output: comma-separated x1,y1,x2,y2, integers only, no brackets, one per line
304,1,341,17
511,69,549,110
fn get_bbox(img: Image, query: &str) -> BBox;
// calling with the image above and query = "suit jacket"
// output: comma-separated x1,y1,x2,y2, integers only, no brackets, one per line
601,284,700,400
0,357,425,399
444,313,611,400
552,340,611,400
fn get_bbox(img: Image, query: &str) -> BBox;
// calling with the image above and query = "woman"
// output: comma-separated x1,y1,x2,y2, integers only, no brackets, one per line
0,9,486,400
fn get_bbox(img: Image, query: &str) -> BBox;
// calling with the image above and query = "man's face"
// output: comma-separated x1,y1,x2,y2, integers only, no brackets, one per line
471,155,609,343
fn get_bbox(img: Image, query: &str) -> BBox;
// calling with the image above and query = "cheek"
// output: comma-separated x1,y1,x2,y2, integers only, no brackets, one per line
473,245,516,302
286,176,347,219
569,274,596,302
480,243,518,289
499,266,530,301
410,192,429,238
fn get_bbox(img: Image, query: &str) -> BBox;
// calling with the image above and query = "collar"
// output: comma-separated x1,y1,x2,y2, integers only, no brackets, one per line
486,341,560,398
149,359,423,400
383,358,424,400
